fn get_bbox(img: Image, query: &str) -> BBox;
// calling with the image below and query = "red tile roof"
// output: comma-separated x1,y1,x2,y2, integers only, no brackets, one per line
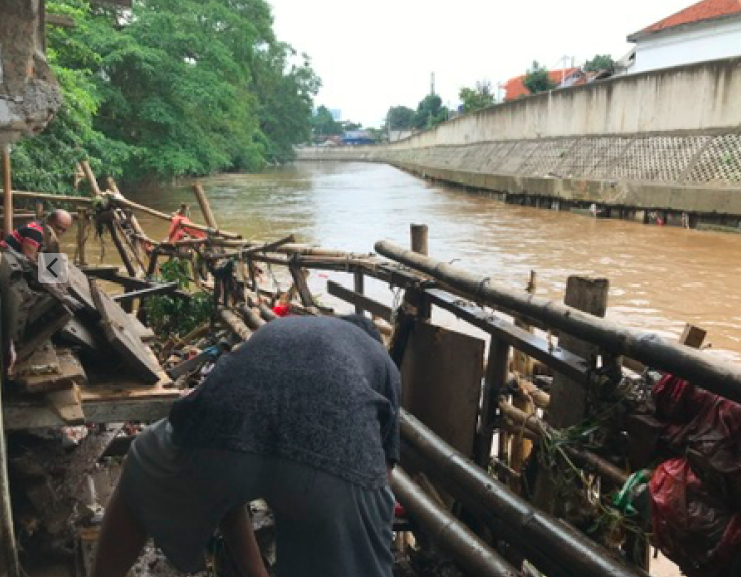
503,68,580,101
633,0,741,38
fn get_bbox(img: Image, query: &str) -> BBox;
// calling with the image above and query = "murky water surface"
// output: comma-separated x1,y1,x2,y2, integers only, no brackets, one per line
127,161,741,362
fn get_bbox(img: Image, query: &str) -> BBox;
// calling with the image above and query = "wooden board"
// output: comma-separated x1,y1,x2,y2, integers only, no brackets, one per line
126,313,155,343
14,347,87,394
400,322,485,458
59,317,107,355
66,263,99,316
90,281,161,384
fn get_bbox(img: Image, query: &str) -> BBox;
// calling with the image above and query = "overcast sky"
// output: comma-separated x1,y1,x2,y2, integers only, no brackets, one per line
267,0,694,127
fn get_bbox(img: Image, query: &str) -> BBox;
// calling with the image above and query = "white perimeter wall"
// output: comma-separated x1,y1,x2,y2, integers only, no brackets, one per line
387,57,741,150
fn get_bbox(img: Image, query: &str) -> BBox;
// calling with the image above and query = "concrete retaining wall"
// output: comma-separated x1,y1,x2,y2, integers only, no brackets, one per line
296,58,741,226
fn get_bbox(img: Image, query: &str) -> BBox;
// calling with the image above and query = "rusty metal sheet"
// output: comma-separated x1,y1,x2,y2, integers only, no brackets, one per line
401,322,485,458
90,281,161,384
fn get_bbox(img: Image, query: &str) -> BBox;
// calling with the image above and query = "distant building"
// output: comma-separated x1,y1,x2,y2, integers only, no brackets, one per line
502,68,583,101
342,130,375,145
329,108,342,121
628,0,741,74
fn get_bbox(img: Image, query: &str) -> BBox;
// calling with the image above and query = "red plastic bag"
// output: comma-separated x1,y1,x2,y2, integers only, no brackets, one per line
650,458,741,577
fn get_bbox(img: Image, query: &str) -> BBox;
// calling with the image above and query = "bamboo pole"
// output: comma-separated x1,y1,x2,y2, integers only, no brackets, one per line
218,307,252,341
1,190,94,204
2,146,12,237
390,467,519,577
79,160,102,197
374,241,741,405
111,196,241,239
193,182,218,230
400,410,646,577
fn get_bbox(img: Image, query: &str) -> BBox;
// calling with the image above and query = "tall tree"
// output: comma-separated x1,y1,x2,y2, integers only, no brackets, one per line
413,94,449,129
458,80,495,113
584,54,615,73
386,106,415,130
523,61,557,95
312,106,343,137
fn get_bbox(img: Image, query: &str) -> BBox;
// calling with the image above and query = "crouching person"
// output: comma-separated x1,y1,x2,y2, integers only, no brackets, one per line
92,315,401,577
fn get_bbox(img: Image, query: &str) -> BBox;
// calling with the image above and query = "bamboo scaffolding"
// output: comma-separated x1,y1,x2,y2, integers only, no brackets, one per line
400,410,646,577
375,241,741,405
3,190,94,204
390,467,518,577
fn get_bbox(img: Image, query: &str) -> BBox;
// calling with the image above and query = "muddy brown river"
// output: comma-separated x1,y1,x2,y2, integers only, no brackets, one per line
126,160,741,363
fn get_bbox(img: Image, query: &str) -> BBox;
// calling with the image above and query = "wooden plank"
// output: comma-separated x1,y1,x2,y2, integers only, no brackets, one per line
424,288,588,383
90,281,161,384
59,317,106,355
16,304,72,363
401,322,484,458
47,385,85,425
13,344,87,394
288,261,314,308
326,280,392,321
127,314,155,343
112,282,177,303
66,262,98,316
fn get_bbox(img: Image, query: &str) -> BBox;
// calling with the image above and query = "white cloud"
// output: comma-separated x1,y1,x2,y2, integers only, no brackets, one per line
268,0,693,127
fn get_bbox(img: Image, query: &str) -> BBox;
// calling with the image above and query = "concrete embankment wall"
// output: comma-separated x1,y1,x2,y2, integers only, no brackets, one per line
298,58,741,229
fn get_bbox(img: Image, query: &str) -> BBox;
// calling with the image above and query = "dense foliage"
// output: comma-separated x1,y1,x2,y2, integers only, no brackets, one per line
458,81,495,113
412,94,449,130
13,0,320,190
311,105,343,138
386,106,415,131
584,54,616,73
523,61,557,95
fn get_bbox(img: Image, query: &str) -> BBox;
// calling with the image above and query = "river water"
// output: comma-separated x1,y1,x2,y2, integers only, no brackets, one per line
127,161,741,362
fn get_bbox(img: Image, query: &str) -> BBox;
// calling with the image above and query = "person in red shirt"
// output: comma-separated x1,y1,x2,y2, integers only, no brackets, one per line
0,209,73,262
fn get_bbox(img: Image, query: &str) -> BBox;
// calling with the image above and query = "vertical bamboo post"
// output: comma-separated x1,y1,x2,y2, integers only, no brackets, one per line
77,208,89,266
475,338,511,469
2,146,12,237
410,223,429,256
353,271,365,315
193,181,218,230
34,202,44,220
509,272,537,484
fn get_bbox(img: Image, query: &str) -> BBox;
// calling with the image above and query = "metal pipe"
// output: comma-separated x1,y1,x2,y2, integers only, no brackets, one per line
400,410,648,577
390,467,519,577
375,240,741,404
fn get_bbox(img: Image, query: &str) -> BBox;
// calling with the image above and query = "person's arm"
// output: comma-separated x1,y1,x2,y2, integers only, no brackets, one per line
219,505,269,577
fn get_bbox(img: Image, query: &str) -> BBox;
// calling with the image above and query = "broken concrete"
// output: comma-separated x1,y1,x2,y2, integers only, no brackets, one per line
0,0,62,146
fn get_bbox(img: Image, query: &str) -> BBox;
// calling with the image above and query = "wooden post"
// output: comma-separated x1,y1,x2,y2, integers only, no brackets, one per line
547,276,609,429
2,146,12,237
510,272,537,482
76,208,89,266
353,271,365,315
475,338,511,469
410,223,429,256
534,276,609,514
35,202,44,220
193,181,218,230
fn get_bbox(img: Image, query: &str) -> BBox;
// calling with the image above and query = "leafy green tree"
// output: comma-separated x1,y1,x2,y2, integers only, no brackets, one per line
458,80,495,113
386,106,415,130
523,61,557,95
12,0,135,193
342,121,362,131
584,54,615,73
312,105,343,137
12,0,321,187
412,94,449,130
